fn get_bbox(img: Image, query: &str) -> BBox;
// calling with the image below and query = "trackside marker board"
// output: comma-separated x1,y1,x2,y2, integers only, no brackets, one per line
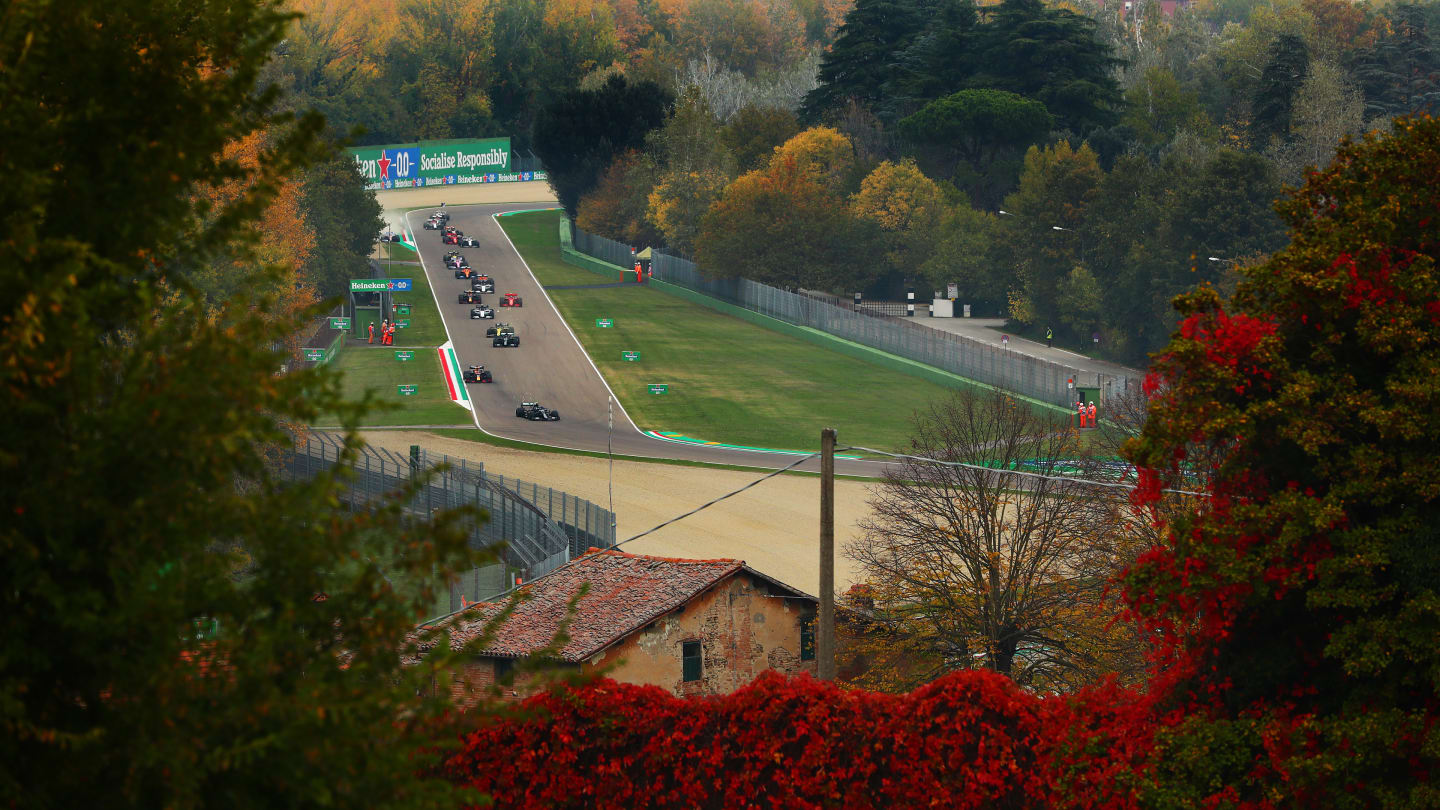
330,317,351,329
596,318,613,328
303,349,324,361
397,385,418,396
395,351,413,361
648,384,668,394
622,351,640,361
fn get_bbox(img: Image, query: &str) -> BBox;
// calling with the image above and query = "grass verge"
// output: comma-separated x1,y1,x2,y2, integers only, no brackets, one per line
324,347,465,427
348,257,449,347
499,211,615,287
499,211,967,453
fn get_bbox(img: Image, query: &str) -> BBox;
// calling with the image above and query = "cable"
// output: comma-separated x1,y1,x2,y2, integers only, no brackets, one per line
842,445,1207,497
613,451,822,548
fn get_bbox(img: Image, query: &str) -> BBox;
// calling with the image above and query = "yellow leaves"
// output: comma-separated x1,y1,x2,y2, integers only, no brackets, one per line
850,159,945,234
769,127,854,191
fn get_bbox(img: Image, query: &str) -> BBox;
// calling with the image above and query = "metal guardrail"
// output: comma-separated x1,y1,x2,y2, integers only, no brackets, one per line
567,222,1134,406
280,433,615,611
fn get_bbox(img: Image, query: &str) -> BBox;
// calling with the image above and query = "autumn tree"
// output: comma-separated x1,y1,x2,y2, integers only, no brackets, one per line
575,149,667,247
769,125,857,191
695,154,880,289
1124,115,1440,805
849,158,946,276
0,0,488,805
845,388,1142,693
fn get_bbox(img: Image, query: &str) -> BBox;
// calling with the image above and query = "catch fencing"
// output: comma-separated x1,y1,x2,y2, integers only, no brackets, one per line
280,433,615,615
568,223,1133,407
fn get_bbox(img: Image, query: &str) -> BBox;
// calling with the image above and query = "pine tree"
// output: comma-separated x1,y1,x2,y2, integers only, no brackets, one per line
799,0,925,124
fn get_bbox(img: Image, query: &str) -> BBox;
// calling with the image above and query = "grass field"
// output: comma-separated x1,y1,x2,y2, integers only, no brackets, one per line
323,346,467,427
499,210,965,453
497,211,615,287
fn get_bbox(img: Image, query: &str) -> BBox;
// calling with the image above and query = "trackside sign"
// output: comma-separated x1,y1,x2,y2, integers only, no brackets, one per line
350,138,535,191
349,278,413,292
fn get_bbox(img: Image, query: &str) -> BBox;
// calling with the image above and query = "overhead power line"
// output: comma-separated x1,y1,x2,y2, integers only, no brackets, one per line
613,451,822,549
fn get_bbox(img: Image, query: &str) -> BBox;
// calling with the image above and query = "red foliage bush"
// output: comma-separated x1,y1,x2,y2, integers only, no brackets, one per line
444,671,1154,809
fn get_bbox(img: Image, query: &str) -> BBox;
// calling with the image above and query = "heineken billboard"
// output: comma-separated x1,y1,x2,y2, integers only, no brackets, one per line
349,278,413,292
350,138,543,191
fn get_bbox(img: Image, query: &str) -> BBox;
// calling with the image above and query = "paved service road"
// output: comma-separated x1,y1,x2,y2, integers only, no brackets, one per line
404,204,891,477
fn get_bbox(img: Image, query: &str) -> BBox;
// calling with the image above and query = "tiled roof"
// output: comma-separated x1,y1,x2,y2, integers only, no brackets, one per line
412,549,755,663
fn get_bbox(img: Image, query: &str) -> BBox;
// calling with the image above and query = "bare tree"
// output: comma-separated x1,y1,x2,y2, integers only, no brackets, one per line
843,388,1144,693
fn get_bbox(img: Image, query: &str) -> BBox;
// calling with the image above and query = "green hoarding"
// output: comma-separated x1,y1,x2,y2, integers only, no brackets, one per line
622,351,640,361
395,351,414,361
648,384,668,394
330,317,351,329
397,385,418,396
349,138,537,191
596,318,613,328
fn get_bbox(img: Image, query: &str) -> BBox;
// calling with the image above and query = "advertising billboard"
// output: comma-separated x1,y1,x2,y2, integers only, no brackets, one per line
350,138,543,191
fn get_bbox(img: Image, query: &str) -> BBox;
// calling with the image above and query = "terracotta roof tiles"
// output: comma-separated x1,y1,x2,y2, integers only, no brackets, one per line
411,549,750,663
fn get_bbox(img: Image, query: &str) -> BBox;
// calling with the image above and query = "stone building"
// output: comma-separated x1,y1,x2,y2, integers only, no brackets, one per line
411,548,817,703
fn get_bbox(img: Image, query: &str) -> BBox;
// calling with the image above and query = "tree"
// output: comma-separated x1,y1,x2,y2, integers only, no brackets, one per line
0,0,487,805
898,89,1053,181
919,204,1007,308
720,104,801,172
1267,58,1366,184
850,159,947,275
965,0,1124,134
769,126,857,191
799,0,924,123
575,150,666,248
992,141,1104,333
1349,3,1440,120
1250,33,1310,145
1119,67,1215,148
1056,265,1103,334
1124,115,1440,805
532,73,673,217
844,388,1140,693
301,153,385,300
384,0,498,139
696,155,880,289
647,168,730,254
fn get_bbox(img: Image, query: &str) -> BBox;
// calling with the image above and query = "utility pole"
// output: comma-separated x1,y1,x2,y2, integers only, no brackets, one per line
818,428,837,681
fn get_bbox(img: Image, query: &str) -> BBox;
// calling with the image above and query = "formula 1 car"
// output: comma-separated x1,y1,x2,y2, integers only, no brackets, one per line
458,290,483,305
470,304,495,319
516,401,560,421
423,218,442,230
485,322,515,338
492,332,520,348
378,231,401,243
499,292,523,307
442,232,460,245
454,265,475,279
459,235,479,247
432,210,450,222
443,251,462,263
462,364,492,383
472,275,494,293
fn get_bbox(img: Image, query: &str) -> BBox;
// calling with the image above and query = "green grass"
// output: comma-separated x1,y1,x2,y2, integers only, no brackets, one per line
498,211,965,453
377,242,419,261
322,347,468,427
501,211,620,287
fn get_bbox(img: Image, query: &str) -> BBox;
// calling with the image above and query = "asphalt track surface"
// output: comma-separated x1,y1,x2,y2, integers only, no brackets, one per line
404,204,893,477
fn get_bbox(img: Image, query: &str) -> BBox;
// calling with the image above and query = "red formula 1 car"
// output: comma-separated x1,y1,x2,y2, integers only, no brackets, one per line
443,232,460,245
499,292,523,307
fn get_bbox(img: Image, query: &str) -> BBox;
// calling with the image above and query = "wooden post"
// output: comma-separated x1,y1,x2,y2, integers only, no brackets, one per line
818,428,837,681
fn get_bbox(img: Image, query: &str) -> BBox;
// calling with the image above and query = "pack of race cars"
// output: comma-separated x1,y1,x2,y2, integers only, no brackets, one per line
428,208,558,420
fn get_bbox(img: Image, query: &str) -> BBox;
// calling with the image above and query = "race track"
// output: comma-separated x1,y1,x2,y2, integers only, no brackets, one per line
403,203,891,477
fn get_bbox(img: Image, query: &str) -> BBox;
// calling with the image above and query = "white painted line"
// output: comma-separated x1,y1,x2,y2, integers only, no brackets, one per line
490,211,645,438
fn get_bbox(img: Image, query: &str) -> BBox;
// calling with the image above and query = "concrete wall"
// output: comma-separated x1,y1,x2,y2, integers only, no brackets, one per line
584,571,816,697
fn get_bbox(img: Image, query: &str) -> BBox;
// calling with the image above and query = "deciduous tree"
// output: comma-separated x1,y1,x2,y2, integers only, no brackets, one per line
845,388,1141,693
720,104,801,171
849,158,946,274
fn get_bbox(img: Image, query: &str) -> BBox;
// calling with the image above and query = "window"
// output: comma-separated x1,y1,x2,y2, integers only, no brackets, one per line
682,641,703,682
494,657,514,682
800,616,815,661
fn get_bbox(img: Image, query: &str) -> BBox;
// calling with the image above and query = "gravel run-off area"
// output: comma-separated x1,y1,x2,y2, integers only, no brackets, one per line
358,430,874,596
